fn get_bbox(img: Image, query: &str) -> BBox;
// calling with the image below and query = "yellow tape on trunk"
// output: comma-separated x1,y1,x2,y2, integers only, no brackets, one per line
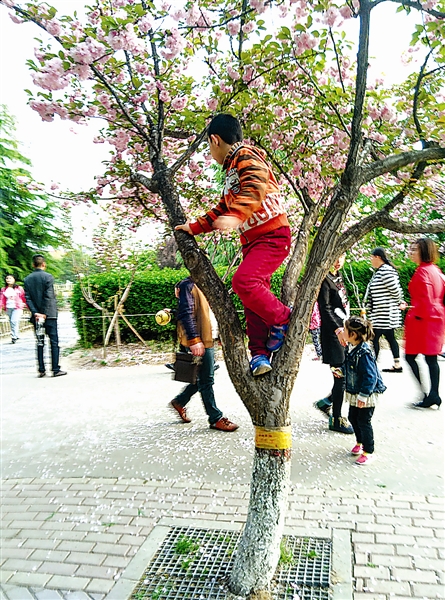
255,426,292,450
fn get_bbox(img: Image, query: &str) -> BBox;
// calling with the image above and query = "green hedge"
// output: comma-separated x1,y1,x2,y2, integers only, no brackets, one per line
72,259,445,347
71,268,189,346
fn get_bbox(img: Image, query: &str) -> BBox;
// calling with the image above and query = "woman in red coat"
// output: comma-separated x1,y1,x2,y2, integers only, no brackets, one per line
404,238,445,408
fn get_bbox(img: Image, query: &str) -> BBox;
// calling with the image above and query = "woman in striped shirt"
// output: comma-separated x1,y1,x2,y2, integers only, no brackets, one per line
365,248,405,373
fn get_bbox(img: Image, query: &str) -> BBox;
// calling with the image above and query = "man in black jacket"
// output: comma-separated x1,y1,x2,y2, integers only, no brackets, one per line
24,254,67,378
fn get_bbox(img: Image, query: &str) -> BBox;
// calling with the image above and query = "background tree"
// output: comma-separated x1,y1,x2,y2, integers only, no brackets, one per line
2,0,444,596
52,247,100,282
0,104,69,280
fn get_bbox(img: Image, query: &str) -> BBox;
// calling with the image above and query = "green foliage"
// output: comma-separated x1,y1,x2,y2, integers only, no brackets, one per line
72,258,445,347
279,541,294,566
174,535,200,555
71,267,187,346
0,105,69,280
52,248,100,283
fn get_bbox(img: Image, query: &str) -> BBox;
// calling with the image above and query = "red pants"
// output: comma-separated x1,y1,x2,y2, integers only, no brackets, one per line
232,226,291,357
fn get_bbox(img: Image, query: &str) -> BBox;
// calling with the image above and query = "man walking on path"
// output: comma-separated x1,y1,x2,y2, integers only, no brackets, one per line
24,254,67,378
170,277,238,431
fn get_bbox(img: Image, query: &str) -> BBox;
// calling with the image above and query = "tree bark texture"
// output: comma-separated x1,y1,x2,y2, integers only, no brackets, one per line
228,448,292,596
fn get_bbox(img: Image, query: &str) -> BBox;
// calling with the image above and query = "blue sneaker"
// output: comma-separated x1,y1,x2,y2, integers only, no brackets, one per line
266,322,289,352
250,355,272,376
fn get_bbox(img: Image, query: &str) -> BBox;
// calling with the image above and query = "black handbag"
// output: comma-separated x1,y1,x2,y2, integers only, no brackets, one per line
173,352,202,384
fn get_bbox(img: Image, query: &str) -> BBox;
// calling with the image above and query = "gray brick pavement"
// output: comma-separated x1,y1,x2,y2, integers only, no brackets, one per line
1,477,444,599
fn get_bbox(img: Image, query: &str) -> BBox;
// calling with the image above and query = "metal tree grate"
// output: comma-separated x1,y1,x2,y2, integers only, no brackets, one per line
130,526,331,600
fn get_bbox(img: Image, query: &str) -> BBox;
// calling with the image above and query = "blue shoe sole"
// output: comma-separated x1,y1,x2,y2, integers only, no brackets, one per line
252,363,272,376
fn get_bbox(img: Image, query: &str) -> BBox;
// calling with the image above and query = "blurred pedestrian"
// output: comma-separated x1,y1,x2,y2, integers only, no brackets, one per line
24,254,67,378
404,238,445,408
169,277,238,431
365,247,405,372
0,275,27,343
309,301,323,361
314,253,354,434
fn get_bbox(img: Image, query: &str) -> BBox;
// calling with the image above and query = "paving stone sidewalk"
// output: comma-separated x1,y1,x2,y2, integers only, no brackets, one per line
1,478,444,600
1,318,444,599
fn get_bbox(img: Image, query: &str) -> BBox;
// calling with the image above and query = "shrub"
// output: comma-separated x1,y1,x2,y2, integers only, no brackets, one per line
72,259,445,347
71,268,189,346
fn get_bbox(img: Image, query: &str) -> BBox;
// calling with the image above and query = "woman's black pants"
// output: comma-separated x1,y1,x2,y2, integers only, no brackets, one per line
373,328,400,360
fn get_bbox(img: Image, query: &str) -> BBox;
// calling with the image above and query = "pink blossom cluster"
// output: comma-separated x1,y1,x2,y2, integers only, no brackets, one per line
360,183,378,197
138,15,153,33
113,0,135,7
339,5,353,19
69,38,107,65
9,12,24,24
243,66,255,83
228,20,240,36
207,98,218,111
219,82,232,93
32,58,69,91
187,159,204,181
293,32,317,55
242,21,255,34
228,65,241,81
324,7,339,27
111,129,131,152
160,28,186,60
250,0,267,15
107,23,145,55
171,96,187,110
172,8,186,21
45,19,62,36
186,6,200,26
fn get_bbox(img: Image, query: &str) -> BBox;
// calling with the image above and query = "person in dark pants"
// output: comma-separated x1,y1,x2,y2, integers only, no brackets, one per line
404,238,445,408
341,316,386,465
24,254,67,378
365,248,405,372
314,253,353,434
169,277,238,432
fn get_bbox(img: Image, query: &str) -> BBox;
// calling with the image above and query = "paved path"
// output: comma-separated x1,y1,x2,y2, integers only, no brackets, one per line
1,316,444,599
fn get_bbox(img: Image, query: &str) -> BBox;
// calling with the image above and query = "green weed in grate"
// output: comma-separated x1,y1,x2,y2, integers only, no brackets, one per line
131,527,332,600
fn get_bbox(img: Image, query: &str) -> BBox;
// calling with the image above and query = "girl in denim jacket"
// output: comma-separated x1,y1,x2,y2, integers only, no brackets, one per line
340,317,386,465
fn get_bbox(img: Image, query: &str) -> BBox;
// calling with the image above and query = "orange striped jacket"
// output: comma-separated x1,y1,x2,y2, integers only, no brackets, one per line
189,142,289,245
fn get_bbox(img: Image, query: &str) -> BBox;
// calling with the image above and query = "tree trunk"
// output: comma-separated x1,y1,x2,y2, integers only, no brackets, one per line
228,447,291,596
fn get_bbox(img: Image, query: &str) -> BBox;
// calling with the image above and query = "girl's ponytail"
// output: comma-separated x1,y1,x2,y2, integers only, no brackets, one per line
345,316,375,342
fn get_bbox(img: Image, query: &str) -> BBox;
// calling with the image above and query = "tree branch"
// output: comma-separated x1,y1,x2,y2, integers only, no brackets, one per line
360,146,445,183
251,137,313,213
413,50,433,143
132,171,159,194
168,128,208,175
281,207,319,306
329,27,346,94
293,59,350,136
343,0,371,175
373,0,445,20
339,157,438,251
340,209,444,253
164,128,193,139
373,214,445,234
